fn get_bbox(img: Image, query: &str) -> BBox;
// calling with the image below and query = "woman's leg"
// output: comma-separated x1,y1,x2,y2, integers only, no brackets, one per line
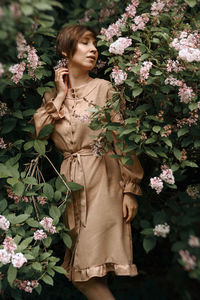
73,276,116,300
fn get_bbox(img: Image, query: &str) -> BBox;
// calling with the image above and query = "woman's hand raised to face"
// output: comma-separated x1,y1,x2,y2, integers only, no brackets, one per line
122,194,138,223
54,67,69,97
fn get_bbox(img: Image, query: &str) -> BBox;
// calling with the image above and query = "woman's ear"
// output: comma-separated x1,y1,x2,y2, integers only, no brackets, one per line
61,51,67,57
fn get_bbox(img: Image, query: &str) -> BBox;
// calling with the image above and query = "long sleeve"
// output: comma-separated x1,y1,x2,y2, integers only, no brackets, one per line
107,85,144,196
33,94,65,138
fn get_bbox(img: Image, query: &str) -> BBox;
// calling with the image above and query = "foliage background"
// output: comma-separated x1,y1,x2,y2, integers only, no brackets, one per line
0,0,200,299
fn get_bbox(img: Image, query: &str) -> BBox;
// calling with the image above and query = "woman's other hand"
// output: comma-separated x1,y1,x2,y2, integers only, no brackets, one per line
122,194,138,223
54,67,69,97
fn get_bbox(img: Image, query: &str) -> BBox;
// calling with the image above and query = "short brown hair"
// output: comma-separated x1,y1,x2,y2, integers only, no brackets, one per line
56,25,97,58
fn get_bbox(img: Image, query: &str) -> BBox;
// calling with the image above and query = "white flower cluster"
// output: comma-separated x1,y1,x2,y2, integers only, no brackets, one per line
150,165,175,194
153,223,170,238
0,215,10,230
0,236,27,268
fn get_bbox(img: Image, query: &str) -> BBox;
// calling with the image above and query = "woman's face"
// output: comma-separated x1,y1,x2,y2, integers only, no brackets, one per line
69,31,98,71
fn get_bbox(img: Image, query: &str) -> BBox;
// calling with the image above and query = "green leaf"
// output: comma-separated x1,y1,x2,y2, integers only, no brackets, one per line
24,141,34,151
42,274,54,285
61,233,72,248
7,264,17,286
181,160,198,168
18,237,33,251
38,124,54,139
132,87,143,98
145,148,158,158
0,199,7,213
1,118,17,134
34,139,48,155
162,138,172,148
8,154,21,166
184,0,197,7
0,163,12,178
35,283,42,295
23,177,38,185
171,241,187,252
32,262,43,272
140,228,154,235
66,182,83,191
55,175,68,192
43,237,52,248
43,183,54,200
7,177,19,186
53,266,67,274
173,148,181,160
12,214,30,224
49,205,61,220
13,182,25,197
152,126,161,133
143,237,156,253
26,218,39,227
21,4,34,15
177,128,189,138
54,191,61,201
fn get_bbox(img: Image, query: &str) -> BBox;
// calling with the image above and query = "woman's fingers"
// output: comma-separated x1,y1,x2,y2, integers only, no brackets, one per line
123,201,127,219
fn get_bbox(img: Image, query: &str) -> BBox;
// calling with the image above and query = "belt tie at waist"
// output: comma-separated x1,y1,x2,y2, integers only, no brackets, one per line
63,149,94,230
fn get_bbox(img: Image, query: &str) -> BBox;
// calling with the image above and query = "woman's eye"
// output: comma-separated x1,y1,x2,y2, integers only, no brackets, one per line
81,41,88,45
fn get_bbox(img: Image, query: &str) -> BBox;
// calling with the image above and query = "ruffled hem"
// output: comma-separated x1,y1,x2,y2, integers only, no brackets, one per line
62,262,138,282
45,100,65,120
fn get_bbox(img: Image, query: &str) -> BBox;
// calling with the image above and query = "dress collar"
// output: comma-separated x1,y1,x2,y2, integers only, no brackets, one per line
66,78,99,100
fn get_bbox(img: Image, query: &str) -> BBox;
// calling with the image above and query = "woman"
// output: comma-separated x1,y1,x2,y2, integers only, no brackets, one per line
34,25,143,300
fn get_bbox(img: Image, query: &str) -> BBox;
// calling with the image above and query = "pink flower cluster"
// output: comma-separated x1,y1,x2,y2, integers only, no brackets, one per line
188,235,200,248
150,165,174,193
0,236,27,268
14,279,38,293
7,189,28,204
176,110,199,128
79,9,94,24
132,13,149,32
160,165,175,184
3,236,17,253
178,84,195,104
0,137,7,149
9,61,26,84
179,250,197,271
0,215,10,230
109,37,132,55
100,0,139,42
170,31,200,62
166,59,185,73
101,22,122,42
153,223,170,238
150,177,163,194
124,0,139,18
9,33,41,83
0,7,3,19
165,76,195,104
111,66,127,85
10,2,21,18
151,0,177,16
139,61,152,83
0,62,4,77
186,185,199,199
161,125,172,137
0,101,8,117
40,217,56,234
37,196,48,205
33,229,47,241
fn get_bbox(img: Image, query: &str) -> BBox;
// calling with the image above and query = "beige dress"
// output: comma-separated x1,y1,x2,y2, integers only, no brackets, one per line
33,78,144,282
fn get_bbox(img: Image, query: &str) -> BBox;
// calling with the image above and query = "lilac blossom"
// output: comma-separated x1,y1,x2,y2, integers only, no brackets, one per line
0,215,10,230
150,177,163,194
132,13,149,32
188,235,200,248
109,37,132,55
33,229,47,241
3,236,17,253
14,279,39,293
40,217,56,234
0,249,11,264
12,253,27,268
166,59,185,73
178,84,195,104
151,0,177,16
9,61,26,84
9,2,22,18
153,223,170,238
0,102,8,117
179,250,197,271
0,137,7,149
159,165,175,185
111,66,127,85
186,185,199,199
139,61,152,83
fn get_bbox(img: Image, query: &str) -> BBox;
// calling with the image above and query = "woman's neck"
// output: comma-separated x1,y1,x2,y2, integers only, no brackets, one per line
68,65,91,89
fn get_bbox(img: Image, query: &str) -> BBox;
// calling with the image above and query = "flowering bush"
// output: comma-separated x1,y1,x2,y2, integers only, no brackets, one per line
0,0,200,299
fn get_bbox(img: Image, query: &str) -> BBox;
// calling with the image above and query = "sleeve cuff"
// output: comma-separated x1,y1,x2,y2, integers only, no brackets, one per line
120,181,142,196
45,100,65,120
